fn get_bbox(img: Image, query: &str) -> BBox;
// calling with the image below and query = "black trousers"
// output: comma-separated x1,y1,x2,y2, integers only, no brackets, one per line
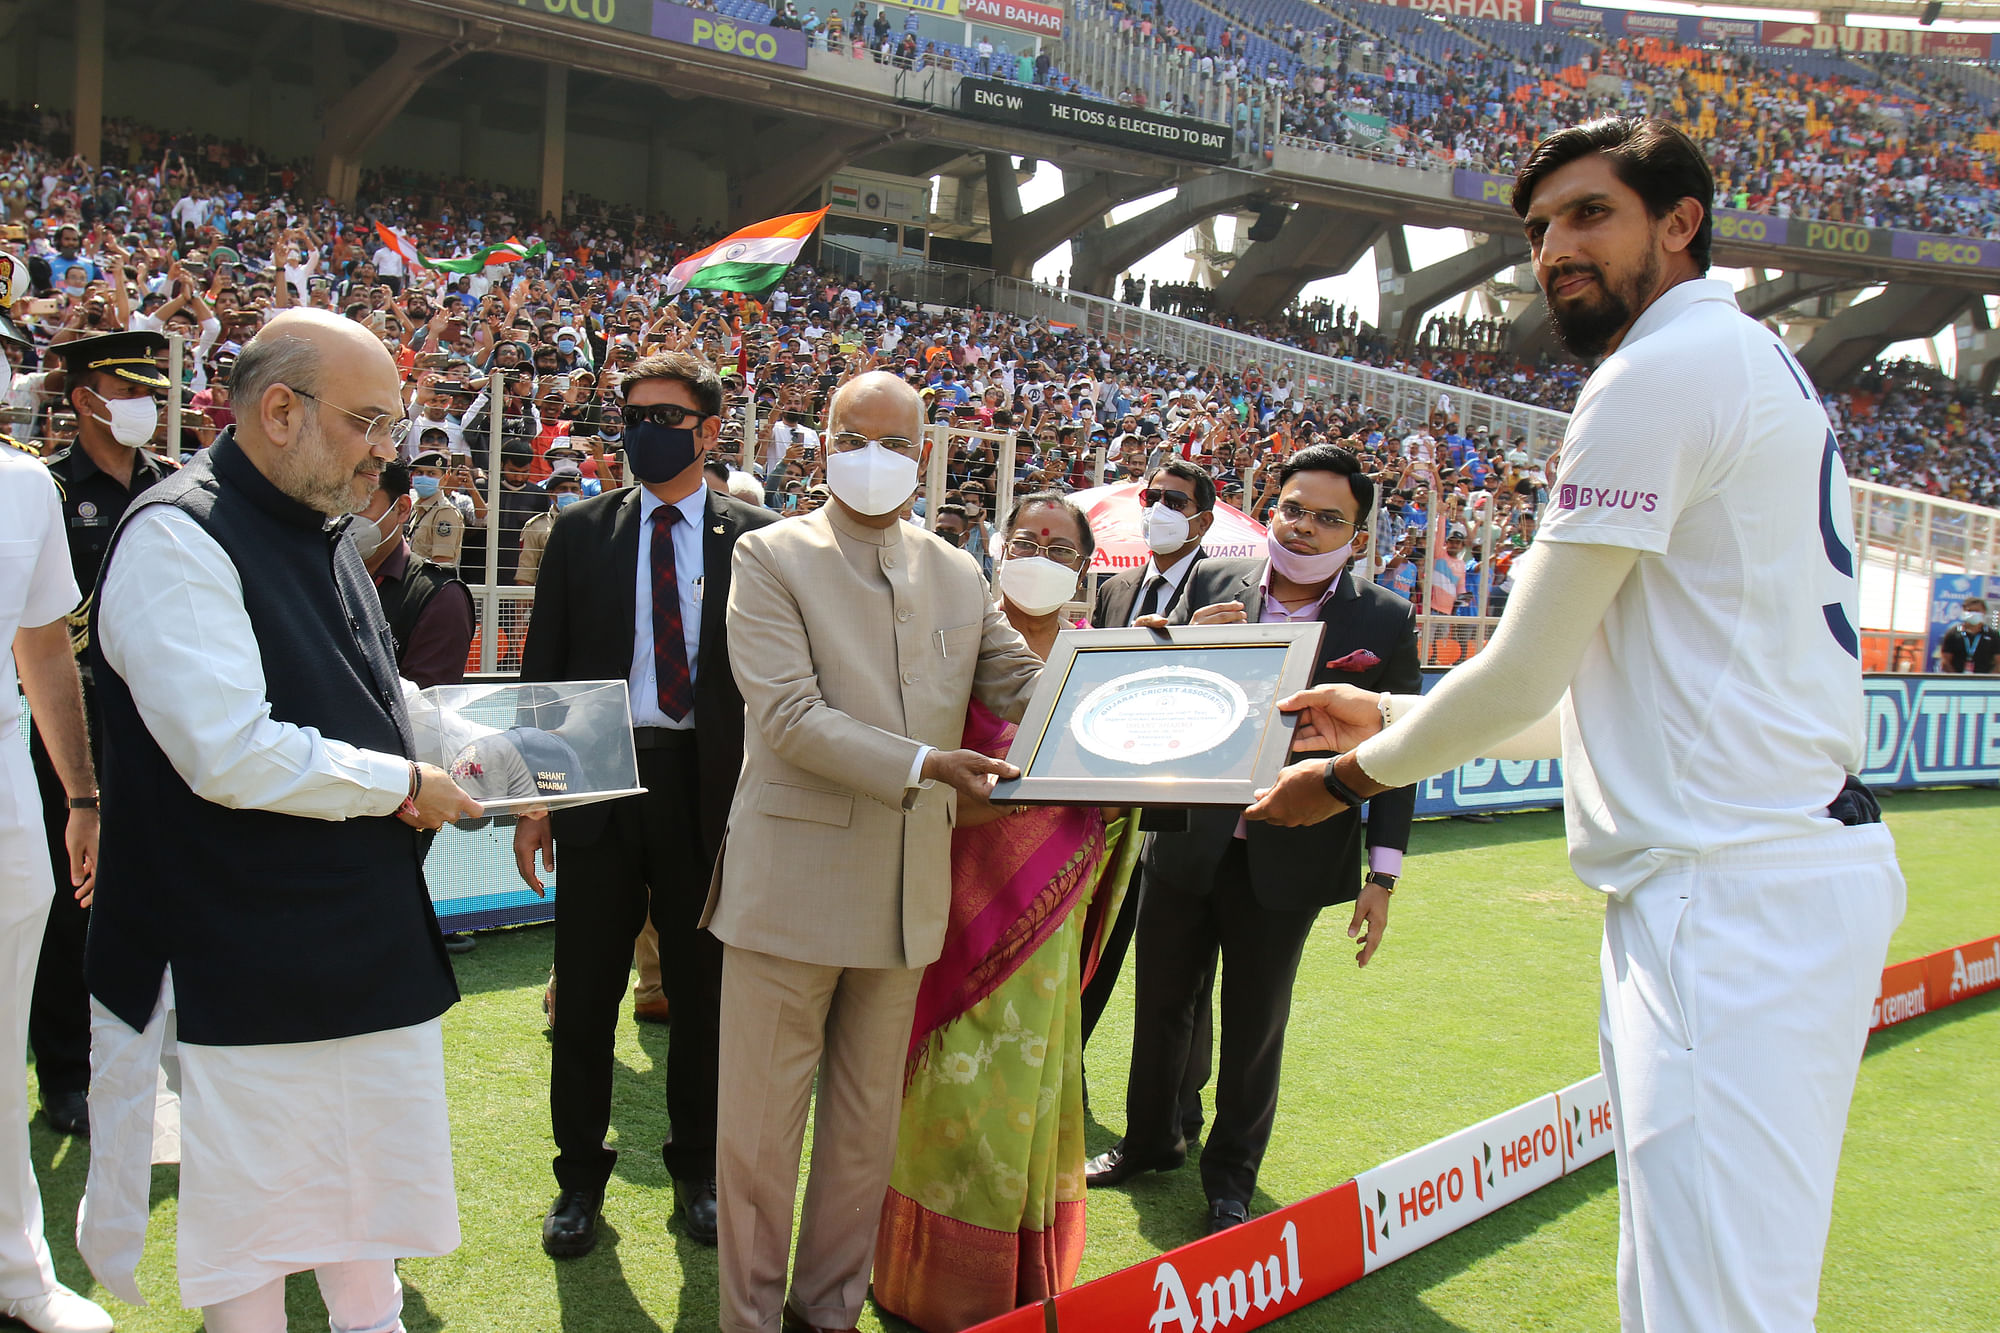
550,743,720,1191
1124,840,1319,1206
1081,860,1214,1138
28,730,90,1100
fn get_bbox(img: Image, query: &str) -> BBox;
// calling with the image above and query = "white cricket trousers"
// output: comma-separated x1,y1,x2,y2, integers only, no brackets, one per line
1601,821,1904,1333
0,743,59,1301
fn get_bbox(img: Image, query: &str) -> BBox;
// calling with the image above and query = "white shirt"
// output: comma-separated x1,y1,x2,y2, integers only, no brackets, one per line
629,486,707,730
98,506,411,819
0,452,80,742
1539,278,1862,893
1128,545,1200,625
372,243,407,279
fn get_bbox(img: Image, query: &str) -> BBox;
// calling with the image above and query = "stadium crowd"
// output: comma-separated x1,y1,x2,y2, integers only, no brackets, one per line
2,96,1997,580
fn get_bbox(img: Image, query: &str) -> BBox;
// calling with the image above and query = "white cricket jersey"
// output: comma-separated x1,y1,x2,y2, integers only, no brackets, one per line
1539,278,1863,894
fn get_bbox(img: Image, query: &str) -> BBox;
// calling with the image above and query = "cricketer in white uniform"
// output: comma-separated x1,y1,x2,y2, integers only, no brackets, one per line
0,447,114,1333
1246,117,1905,1331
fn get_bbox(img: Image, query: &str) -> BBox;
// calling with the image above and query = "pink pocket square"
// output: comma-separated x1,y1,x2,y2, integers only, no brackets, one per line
1327,650,1381,671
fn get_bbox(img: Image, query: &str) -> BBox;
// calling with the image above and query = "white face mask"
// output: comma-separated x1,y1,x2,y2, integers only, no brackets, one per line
999,555,1079,617
824,439,918,516
345,504,400,560
88,390,159,448
1140,501,1190,555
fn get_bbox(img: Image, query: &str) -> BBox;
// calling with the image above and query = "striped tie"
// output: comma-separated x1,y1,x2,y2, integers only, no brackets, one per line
651,505,692,721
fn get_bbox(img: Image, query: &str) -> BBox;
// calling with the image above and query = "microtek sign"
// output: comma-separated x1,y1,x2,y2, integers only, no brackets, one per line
957,79,1232,164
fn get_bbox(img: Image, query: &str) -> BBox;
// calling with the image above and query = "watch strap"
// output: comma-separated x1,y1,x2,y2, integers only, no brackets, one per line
66,795,99,810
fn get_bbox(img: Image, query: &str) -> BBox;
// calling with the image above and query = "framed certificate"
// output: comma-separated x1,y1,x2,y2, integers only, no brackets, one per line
990,622,1325,806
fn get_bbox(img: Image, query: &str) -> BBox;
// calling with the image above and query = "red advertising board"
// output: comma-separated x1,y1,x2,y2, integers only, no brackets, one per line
1041,1182,1363,1333
962,0,1065,37
1379,0,1531,21
1760,22,1995,59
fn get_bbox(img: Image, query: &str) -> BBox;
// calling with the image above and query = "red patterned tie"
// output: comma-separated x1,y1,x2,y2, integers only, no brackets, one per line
651,505,692,721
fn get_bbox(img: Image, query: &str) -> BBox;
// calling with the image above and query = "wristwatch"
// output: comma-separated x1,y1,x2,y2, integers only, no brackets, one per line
1365,870,1398,896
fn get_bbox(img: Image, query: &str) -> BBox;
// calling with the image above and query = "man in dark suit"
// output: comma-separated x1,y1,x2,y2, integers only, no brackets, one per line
514,351,776,1259
1084,458,1216,1140
1087,444,1421,1236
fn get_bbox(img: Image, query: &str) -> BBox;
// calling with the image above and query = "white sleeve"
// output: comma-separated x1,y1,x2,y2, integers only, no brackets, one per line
1537,340,1717,555
98,506,412,821
13,460,81,627
1351,540,1639,788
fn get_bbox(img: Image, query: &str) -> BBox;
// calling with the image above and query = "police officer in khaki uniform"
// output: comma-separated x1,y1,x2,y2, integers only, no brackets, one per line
31,330,176,1139
516,458,583,586
407,445,484,570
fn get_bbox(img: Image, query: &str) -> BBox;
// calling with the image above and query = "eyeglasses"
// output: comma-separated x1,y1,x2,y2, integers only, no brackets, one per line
1274,501,1357,539
1006,535,1087,570
622,403,712,430
830,431,920,456
291,388,407,450
1140,488,1197,514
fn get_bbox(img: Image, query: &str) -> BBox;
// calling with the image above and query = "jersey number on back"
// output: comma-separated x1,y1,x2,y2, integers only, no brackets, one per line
1777,345,1861,660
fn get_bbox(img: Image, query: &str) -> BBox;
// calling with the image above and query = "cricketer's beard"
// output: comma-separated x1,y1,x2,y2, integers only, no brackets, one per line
1543,247,1658,362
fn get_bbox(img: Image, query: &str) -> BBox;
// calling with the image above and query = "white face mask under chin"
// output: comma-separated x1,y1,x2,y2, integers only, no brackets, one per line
824,440,918,516
999,555,1079,617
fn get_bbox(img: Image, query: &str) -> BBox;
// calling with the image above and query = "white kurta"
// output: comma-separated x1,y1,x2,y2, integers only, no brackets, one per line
79,503,459,1309
0,451,83,1301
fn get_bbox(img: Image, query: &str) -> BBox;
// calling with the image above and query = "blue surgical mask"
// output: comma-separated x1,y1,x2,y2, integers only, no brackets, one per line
554,492,581,511
411,474,441,499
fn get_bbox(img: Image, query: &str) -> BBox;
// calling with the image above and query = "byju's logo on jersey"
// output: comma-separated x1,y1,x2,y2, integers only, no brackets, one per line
1557,483,1658,513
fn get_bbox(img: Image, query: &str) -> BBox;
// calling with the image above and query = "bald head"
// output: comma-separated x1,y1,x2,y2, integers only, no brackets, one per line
233,309,404,517
828,370,923,443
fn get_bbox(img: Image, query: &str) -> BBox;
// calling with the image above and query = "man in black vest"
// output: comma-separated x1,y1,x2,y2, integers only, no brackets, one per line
28,329,176,1140
78,309,482,1331
514,350,776,1258
1086,445,1420,1237
1940,596,1997,673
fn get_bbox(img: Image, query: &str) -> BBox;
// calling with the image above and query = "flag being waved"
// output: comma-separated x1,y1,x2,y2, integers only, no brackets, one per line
661,207,829,297
372,223,546,275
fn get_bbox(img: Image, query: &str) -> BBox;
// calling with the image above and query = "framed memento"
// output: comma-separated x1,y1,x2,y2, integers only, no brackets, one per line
407,680,645,819
990,623,1325,806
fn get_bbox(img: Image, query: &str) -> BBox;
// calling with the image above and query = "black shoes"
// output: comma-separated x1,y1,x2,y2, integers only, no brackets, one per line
542,1188,604,1258
42,1090,87,1138
1084,1143,1186,1188
1207,1199,1249,1235
675,1175,719,1246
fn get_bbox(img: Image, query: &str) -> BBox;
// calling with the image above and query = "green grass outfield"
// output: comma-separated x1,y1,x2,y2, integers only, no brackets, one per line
24,788,1999,1332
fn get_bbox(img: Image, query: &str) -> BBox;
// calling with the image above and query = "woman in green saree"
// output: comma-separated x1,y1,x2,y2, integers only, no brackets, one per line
873,493,1139,1332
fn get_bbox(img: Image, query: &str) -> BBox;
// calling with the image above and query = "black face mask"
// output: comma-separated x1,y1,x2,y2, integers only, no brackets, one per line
625,421,701,484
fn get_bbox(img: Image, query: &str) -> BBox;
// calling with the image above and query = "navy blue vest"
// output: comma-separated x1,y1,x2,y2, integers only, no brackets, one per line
86,432,459,1045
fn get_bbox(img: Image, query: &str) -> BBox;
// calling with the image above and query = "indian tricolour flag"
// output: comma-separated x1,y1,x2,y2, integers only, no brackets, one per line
661,207,829,297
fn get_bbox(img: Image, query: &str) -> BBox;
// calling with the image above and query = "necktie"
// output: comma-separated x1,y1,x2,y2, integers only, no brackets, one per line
650,505,693,721
1133,576,1165,623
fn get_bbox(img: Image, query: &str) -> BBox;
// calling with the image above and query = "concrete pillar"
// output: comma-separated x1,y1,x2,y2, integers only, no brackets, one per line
246,67,273,150
1375,232,1528,344
1736,270,1851,321
311,33,462,208
1211,205,1384,322
312,17,347,112
73,0,105,165
983,157,1164,279
15,7,39,109
1070,174,1274,297
646,125,669,218
459,98,483,180
1953,305,2000,394
727,125,879,228
1795,283,1975,386
539,65,567,228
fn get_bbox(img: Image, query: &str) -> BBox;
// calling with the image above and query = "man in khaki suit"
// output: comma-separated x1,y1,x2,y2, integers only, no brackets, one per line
704,372,1041,1333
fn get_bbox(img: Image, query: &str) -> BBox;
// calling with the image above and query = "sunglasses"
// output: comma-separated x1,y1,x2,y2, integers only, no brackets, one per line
1140,488,1197,514
621,403,712,430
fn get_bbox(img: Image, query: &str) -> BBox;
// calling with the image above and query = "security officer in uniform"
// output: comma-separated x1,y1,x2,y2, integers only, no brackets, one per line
407,444,484,570
515,459,583,585
30,328,175,1137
